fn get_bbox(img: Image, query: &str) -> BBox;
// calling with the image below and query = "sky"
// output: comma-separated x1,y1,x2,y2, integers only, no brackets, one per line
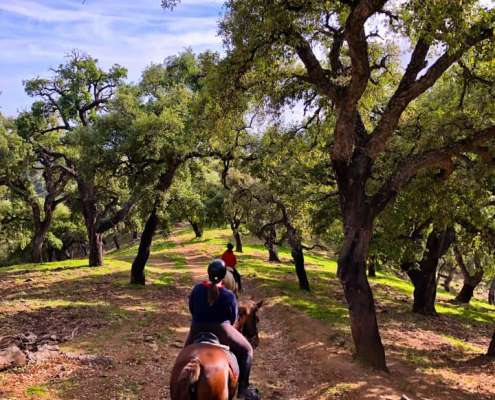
0,0,225,116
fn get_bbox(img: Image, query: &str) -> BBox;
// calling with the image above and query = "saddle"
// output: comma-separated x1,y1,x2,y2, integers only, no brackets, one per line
192,332,240,382
193,332,230,351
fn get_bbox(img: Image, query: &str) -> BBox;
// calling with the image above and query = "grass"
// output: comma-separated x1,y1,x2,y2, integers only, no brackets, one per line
25,385,48,398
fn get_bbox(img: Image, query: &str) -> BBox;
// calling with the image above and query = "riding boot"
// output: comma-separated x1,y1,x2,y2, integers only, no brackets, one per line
236,353,251,396
237,355,260,399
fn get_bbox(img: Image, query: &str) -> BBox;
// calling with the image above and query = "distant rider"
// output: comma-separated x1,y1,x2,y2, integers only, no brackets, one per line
222,243,242,292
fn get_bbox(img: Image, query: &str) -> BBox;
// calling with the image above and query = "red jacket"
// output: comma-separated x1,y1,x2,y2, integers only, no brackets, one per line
221,249,237,268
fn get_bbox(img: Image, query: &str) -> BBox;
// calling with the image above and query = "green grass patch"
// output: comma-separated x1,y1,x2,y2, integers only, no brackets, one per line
25,385,48,398
442,334,483,353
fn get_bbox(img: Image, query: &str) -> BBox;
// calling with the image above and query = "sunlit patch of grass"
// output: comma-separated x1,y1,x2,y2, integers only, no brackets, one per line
402,349,433,368
369,272,414,296
0,259,89,274
441,334,483,353
436,302,495,324
323,382,362,396
25,385,48,398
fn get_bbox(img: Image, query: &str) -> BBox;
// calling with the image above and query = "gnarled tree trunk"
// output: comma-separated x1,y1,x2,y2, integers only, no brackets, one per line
190,221,203,238
368,257,376,277
130,206,159,285
453,247,484,304
488,330,495,357
230,218,243,253
333,151,387,371
286,227,310,291
130,161,179,284
263,225,280,262
489,277,495,305
339,220,386,370
403,227,455,315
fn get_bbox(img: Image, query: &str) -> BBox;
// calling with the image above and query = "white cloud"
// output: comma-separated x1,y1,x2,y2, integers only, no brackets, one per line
0,0,225,115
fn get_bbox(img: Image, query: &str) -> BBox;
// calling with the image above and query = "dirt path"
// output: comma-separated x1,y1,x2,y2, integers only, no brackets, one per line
167,233,495,400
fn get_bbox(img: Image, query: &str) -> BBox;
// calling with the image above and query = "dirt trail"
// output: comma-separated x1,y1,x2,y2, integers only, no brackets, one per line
167,233,495,400
169,237,406,399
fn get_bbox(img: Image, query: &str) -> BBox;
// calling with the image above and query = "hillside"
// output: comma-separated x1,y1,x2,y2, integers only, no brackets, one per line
0,226,494,400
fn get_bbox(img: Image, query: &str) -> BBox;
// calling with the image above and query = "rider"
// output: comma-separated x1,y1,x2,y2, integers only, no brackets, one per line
222,243,242,292
185,259,255,399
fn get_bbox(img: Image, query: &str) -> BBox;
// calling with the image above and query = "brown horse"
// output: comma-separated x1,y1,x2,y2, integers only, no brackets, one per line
170,300,263,400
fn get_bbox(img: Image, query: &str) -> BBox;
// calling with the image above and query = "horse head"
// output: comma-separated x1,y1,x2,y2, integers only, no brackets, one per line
236,300,263,348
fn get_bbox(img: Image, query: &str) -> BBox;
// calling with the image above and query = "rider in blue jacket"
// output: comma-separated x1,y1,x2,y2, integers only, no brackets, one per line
185,259,254,399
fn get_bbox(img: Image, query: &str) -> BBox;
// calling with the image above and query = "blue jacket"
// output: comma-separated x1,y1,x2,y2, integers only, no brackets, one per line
189,282,238,325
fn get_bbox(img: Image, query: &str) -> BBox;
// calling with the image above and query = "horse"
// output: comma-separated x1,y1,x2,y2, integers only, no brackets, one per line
170,300,263,400
223,267,239,297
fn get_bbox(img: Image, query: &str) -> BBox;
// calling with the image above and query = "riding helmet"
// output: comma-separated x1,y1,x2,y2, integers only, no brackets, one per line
208,259,226,283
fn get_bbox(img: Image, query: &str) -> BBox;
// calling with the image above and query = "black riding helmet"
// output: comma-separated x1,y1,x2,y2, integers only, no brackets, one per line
208,259,226,283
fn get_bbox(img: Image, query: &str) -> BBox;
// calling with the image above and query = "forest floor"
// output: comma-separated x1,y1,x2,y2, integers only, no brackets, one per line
0,226,494,400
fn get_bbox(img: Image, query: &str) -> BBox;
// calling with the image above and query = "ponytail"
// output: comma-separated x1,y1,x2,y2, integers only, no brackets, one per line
208,281,220,305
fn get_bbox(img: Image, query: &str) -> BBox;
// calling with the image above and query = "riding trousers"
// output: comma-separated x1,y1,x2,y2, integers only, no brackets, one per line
185,321,253,392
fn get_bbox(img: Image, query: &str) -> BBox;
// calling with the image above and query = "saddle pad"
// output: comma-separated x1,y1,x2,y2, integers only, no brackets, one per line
198,341,230,351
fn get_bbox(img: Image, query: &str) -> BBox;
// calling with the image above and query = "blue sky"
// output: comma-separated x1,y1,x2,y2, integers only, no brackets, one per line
0,0,225,116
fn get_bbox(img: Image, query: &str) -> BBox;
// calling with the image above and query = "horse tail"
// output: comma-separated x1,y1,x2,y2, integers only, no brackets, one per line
178,357,201,399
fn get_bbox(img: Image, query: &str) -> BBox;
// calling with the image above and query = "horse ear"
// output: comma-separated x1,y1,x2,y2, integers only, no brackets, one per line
255,300,264,310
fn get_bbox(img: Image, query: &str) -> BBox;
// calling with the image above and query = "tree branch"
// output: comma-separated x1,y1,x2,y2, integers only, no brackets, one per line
367,24,494,160
371,126,495,214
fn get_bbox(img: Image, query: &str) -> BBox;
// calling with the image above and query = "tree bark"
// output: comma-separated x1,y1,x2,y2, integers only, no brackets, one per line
489,277,495,305
332,151,387,371
441,262,455,292
368,257,376,277
488,330,495,357
286,228,310,291
230,219,243,253
453,247,484,304
113,235,120,250
88,231,104,267
267,242,280,262
404,227,455,315
29,200,55,263
190,221,203,238
338,217,387,370
31,224,49,263
130,206,159,285
129,161,179,284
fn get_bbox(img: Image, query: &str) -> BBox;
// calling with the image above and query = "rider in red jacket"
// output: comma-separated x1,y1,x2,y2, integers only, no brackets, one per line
221,243,242,292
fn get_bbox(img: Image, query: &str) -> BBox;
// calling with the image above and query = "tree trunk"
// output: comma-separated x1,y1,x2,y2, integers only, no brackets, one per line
368,257,376,277
79,181,104,266
31,230,46,263
291,245,310,291
130,206,159,285
230,219,243,253
113,235,120,250
489,277,495,305
89,231,104,267
338,223,387,370
129,161,179,284
454,247,484,304
190,221,203,238
29,202,53,263
488,330,495,357
442,262,455,292
267,242,280,262
403,227,455,315
286,227,310,291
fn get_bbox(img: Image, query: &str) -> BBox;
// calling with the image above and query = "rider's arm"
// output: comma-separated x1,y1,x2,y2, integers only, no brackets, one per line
228,292,238,325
